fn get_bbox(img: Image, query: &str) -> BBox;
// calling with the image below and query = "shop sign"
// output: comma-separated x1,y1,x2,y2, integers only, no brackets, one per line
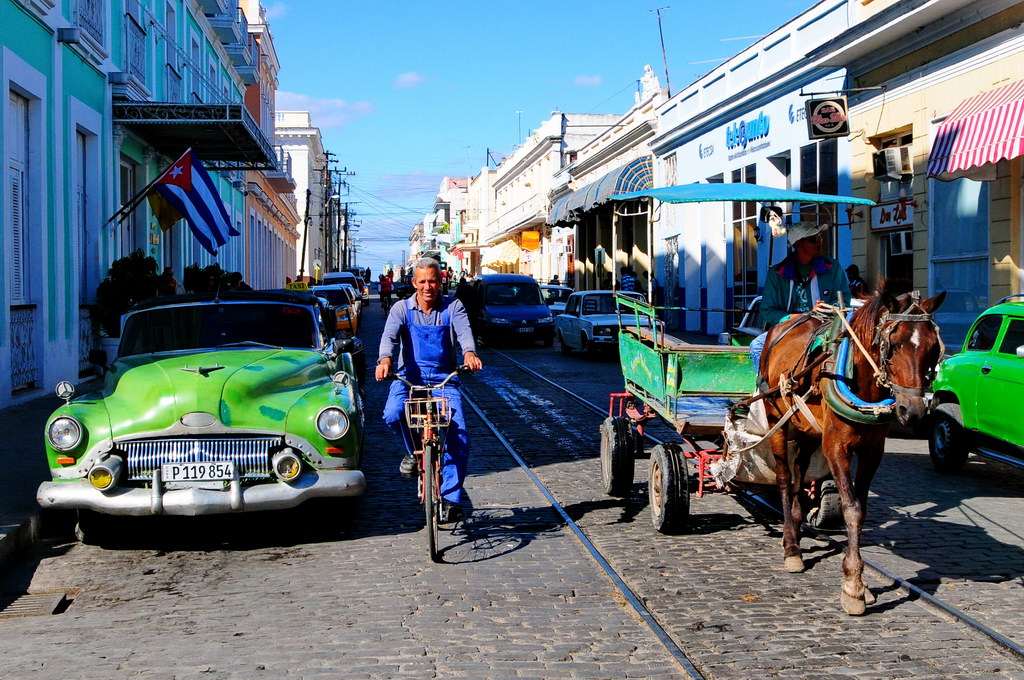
725,111,771,150
805,96,850,139
870,200,914,231
521,230,540,251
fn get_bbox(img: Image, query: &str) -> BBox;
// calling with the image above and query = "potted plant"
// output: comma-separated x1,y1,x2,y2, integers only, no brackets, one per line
183,262,226,293
93,249,160,340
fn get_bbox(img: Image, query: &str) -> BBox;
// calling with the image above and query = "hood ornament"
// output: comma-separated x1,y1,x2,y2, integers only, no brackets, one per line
181,364,225,376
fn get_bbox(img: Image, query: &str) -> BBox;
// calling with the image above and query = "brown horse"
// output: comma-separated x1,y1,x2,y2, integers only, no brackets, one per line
760,283,945,615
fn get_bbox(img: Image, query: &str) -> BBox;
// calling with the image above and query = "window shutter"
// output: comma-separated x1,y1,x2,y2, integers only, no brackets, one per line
9,165,25,303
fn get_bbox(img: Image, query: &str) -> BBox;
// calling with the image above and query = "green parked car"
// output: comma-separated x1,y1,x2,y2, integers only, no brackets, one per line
36,290,365,539
929,297,1024,472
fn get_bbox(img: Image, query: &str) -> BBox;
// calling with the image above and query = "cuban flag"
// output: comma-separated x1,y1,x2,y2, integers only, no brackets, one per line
147,149,239,256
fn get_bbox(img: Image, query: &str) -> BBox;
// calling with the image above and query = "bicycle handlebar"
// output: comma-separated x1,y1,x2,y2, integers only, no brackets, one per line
384,365,471,390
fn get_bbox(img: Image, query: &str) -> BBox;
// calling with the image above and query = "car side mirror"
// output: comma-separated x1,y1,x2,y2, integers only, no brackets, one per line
333,336,355,355
1016,344,1024,359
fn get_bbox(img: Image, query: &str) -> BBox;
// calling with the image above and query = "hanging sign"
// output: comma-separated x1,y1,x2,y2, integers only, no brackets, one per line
805,96,850,139
521,230,540,251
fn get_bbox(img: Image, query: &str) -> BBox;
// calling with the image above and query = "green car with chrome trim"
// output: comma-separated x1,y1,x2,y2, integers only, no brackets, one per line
37,290,365,533
929,297,1024,472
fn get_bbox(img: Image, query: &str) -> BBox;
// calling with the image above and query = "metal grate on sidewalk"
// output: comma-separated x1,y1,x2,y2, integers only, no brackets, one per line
0,592,69,618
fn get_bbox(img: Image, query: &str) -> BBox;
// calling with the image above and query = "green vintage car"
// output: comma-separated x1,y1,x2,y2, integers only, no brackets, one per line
36,290,365,533
929,297,1024,472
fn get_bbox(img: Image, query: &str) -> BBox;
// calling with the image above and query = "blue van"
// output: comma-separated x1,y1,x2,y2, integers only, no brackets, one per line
475,274,554,346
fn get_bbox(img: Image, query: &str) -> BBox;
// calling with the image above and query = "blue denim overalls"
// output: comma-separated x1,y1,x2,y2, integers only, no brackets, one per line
383,297,470,504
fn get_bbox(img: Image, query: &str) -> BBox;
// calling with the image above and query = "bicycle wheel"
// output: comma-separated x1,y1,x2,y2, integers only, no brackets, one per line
423,441,441,562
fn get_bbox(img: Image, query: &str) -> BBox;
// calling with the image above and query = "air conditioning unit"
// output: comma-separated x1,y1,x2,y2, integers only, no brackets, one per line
872,146,913,180
888,230,913,256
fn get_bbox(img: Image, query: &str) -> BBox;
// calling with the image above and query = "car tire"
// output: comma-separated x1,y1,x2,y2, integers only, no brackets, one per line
558,331,571,354
600,417,634,497
580,333,592,357
929,403,969,473
74,510,109,545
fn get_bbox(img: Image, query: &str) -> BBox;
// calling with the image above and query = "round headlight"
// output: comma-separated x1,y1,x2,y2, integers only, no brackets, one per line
48,417,82,451
316,407,350,440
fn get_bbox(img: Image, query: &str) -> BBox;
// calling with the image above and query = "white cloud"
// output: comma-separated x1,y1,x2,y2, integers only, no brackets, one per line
263,2,289,20
573,75,603,87
275,91,374,128
393,71,426,89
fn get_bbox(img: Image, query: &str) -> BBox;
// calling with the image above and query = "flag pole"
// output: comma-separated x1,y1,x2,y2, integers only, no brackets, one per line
104,148,192,225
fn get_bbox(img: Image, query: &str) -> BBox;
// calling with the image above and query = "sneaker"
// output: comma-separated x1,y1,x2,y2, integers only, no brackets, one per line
399,454,417,478
439,499,463,524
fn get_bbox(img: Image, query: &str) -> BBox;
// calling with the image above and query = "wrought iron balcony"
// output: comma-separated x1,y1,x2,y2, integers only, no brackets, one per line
208,6,247,45
266,145,297,193
73,0,104,45
198,0,227,15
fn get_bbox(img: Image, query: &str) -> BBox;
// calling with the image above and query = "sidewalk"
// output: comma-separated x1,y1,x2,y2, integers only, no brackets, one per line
0,381,99,569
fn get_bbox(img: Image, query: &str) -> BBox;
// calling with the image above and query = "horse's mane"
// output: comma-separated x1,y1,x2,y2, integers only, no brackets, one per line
849,278,913,342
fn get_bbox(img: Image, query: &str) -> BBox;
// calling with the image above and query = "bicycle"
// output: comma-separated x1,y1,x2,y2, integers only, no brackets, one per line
386,366,469,562
381,290,392,312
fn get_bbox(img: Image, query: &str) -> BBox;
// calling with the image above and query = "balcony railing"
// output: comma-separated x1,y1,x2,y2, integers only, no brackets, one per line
209,7,248,45
125,17,147,85
74,0,104,44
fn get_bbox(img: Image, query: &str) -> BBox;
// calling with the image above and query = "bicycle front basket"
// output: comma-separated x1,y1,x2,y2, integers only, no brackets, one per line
403,395,452,431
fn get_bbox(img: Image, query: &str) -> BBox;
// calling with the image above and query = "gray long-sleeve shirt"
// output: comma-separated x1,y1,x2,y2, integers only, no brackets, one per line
377,295,477,370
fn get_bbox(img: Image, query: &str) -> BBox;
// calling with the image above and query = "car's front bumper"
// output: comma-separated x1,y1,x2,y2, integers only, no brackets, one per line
36,469,366,516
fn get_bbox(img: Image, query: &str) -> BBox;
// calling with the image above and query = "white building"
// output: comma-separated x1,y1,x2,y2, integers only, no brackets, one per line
275,110,326,281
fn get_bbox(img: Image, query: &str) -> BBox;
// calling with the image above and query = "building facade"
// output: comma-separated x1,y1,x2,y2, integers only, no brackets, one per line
275,110,325,282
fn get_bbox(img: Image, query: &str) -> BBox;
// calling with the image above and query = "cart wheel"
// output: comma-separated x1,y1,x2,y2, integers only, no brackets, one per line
600,417,634,497
649,444,689,534
807,479,842,530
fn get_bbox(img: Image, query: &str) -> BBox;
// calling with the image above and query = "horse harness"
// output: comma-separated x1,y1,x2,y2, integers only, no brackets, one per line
736,292,942,431
871,291,944,399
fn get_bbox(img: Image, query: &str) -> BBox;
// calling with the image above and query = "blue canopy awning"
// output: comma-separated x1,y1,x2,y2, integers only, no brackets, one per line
548,157,653,225
609,182,876,206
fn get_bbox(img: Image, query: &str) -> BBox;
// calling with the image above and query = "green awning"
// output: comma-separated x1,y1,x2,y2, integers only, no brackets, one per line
610,182,876,206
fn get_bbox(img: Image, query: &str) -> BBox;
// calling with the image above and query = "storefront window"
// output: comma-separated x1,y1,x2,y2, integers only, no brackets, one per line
799,138,838,256
930,177,989,349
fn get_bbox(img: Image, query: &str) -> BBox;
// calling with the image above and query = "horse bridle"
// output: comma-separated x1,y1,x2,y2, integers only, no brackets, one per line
871,291,944,398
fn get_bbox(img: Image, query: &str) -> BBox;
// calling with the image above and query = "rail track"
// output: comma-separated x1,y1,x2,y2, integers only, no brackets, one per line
462,346,1024,677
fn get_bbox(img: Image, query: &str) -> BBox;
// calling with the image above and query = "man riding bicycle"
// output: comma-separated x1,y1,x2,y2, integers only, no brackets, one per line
379,273,393,310
376,257,483,523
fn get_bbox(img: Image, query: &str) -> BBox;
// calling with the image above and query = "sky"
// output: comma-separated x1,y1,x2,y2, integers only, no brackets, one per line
267,0,820,275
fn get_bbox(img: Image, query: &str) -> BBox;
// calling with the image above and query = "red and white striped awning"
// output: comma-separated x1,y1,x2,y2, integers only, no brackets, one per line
928,79,1024,182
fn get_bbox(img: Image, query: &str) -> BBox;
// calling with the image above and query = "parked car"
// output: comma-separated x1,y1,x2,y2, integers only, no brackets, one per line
36,290,366,542
475,274,555,346
394,277,414,300
540,285,573,316
312,284,359,335
929,296,1024,472
337,282,363,319
555,290,652,355
322,271,360,289
353,276,369,303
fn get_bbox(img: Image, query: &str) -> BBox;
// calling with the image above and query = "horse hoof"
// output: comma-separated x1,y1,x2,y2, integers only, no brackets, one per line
784,556,805,573
841,591,867,616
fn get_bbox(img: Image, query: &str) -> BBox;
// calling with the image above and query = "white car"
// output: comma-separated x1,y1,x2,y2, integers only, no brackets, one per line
555,291,652,355
540,285,573,316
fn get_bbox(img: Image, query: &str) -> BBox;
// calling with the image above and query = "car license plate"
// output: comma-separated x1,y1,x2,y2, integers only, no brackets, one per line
161,461,235,482
516,327,532,333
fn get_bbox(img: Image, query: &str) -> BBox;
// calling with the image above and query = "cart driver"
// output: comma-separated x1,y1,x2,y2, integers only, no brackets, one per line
749,221,850,378
376,257,483,523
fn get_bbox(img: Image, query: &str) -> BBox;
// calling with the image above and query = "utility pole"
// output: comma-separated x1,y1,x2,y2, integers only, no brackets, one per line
650,6,672,97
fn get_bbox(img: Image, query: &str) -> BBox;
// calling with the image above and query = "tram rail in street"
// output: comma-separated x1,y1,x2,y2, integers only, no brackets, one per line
480,347,1024,664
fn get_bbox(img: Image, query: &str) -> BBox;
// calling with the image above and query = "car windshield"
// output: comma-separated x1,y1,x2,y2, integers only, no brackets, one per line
119,302,319,356
581,293,641,315
485,283,542,306
542,288,571,304
312,288,350,306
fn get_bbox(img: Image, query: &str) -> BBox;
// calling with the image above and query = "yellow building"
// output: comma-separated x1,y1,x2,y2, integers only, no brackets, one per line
832,0,1024,346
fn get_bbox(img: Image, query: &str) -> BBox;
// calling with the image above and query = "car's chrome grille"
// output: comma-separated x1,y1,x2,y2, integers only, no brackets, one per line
121,437,280,480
